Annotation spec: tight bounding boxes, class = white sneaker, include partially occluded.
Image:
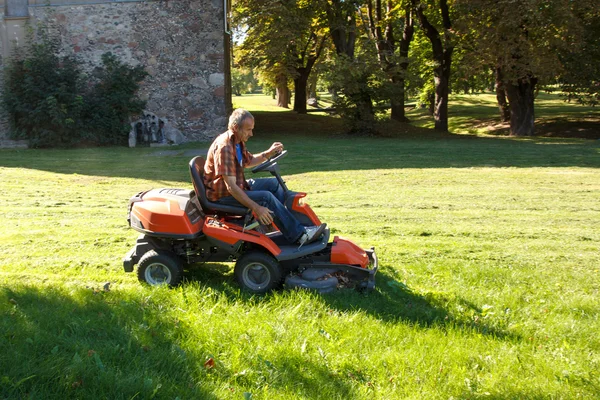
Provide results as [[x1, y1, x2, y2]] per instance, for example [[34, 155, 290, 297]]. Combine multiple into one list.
[[298, 224, 327, 247]]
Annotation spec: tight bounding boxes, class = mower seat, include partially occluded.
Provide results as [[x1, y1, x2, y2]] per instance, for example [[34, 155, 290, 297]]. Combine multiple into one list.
[[189, 156, 249, 216]]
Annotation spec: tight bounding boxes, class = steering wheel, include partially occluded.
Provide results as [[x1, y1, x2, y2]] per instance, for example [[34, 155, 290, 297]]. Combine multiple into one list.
[[252, 150, 288, 173]]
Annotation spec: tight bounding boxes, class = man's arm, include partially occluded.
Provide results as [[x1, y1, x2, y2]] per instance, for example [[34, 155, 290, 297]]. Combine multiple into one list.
[[246, 142, 284, 168], [223, 175, 274, 225]]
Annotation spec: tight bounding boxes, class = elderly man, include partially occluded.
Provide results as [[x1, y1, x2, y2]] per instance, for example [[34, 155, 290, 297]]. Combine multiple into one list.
[[203, 108, 326, 246]]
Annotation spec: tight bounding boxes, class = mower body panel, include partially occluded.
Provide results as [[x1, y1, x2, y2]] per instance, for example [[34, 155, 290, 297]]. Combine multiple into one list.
[[202, 217, 282, 257], [331, 236, 369, 268], [286, 191, 321, 226], [128, 188, 203, 237]]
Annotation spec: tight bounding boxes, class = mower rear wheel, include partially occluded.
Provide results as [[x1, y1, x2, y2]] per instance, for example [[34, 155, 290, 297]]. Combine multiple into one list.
[[137, 250, 183, 287], [234, 251, 282, 294]]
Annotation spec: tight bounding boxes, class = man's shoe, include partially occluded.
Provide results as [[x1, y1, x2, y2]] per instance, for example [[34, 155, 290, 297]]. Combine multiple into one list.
[[298, 223, 327, 247]]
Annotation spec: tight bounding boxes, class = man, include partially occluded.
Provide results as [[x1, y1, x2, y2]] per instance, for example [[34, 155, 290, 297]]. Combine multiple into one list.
[[203, 108, 326, 246]]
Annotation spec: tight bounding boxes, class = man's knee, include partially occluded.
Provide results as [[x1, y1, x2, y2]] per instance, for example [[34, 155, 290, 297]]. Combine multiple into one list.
[[250, 190, 278, 207]]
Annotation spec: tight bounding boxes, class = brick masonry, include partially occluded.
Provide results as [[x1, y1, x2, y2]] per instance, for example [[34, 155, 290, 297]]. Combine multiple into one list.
[[0, 0, 231, 145]]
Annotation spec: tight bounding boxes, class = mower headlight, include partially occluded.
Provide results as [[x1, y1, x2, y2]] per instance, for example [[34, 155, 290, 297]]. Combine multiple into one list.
[[130, 213, 144, 230]]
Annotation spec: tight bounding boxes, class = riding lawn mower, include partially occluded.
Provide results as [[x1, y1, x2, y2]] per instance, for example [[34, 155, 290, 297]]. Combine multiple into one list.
[[123, 151, 378, 294]]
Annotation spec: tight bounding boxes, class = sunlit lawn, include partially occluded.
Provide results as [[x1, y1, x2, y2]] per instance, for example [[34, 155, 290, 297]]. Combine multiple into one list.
[[239, 90, 599, 138], [1, 94, 599, 398]]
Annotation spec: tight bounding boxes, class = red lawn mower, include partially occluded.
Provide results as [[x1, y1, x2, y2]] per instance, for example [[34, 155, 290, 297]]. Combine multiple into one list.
[[123, 151, 378, 294]]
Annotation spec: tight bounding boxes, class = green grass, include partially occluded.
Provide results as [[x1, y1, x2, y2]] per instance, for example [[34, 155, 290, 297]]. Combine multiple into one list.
[[1, 97, 600, 398], [237, 90, 599, 138], [407, 91, 600, 138]]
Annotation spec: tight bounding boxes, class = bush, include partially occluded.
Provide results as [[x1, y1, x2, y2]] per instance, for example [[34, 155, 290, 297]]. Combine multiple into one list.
[[324, 56, 389, 135], [2, 35, 147, 148], [83, 53, 148, 146]]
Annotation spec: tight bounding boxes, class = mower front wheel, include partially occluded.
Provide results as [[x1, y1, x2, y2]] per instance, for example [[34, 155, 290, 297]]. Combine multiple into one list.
[[137, 250, 183, 287], [234, 251, 282, 294]]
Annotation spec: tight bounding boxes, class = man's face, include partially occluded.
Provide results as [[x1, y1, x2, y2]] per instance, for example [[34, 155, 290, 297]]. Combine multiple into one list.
[[234, 117, 254, 143]]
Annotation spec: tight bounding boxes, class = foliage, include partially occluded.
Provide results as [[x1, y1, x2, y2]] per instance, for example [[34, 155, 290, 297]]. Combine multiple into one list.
[[454, 0, 587, 85], [233, 0, 328, 112], [231, 67, 259, 96], [558, 1, 600, 106], [2, 35, 146, 148], [2, 37, 85, 147], [323, 49, 387, 134], [83, 53, 148, 146], [450, 0, 598, 135], [405, 28, 432, 98], [231, 0, 598, 133], [363, 0, 415, 121]]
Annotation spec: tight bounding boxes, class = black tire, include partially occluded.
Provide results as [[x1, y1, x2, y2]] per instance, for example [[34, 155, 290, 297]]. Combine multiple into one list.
[[234, 251, 282, 294], [137, 250, 183, 287]]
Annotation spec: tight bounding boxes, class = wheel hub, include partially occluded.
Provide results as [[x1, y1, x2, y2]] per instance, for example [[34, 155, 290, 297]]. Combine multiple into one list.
[[242, 262, 271, 290], [145, 263, 172, 285]]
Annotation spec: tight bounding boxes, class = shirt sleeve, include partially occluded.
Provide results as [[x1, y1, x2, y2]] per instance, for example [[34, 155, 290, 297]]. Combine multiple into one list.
[[214, 144, 236, 177], [242, 147, 253, 168]]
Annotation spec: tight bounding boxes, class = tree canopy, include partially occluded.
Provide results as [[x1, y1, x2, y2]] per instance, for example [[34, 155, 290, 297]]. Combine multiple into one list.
[[232, 0, 599, 136]]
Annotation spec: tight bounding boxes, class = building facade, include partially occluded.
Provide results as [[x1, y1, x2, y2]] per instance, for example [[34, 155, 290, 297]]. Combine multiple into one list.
[[0, 0, 232, 145]]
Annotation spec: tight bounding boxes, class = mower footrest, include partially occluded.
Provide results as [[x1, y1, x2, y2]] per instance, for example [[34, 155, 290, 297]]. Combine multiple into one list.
[[275, 228, 330, 261]]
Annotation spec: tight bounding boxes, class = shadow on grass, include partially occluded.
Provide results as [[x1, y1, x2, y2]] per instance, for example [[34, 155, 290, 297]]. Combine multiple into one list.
[[1, 281, 365, 399], [0, 285, 217, 399], [185, 264, 520, 343], [0, 111, 598, 180]]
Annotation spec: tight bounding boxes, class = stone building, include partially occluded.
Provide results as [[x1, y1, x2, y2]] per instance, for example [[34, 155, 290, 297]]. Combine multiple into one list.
[[0, 0, 233, 146]]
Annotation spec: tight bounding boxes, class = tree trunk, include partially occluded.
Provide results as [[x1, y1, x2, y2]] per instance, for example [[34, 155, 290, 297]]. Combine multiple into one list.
[[390, 76, 409, 122], [275, 74, 289, 109], [367, 2, 413, 123], [391, 7, 414, 122], [308, 73, 318, 100], [505, 77, 537, 136], [327, 0, 357, 59], [293, 68, 310, 114], [355, 89, 375, 122], [433, 72, 450, 131], [427, 90, 435, 116], [390, 98, 407, 122], [495, 67, 510, 122], [413, 0, 453, 132]]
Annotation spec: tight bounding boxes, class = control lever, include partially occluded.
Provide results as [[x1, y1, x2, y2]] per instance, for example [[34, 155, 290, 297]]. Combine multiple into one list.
[[243, 220, 260, 233]]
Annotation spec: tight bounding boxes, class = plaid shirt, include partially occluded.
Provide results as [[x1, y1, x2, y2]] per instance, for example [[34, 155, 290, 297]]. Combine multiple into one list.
[[204, 130, 253, 201]]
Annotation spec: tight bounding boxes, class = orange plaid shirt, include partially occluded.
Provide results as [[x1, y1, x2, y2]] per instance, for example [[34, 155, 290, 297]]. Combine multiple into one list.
[[203, 130, 253, 201]]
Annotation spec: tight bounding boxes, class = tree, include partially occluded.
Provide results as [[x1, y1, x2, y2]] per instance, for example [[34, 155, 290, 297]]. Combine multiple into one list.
[[325, 0, 377, 128], [494, 67, 511, 122], [455, 0, 594, 136], [233, 0, 327, 113], [559, 1, 600, 106], [365, 0, 415, 122], [411, 0, 454, 132], [231, 67, 258, 96], [291, 32, 328, 113]]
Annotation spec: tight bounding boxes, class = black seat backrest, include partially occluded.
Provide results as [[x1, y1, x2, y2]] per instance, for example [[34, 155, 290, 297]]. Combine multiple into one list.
[[189, 156, 249, 216]]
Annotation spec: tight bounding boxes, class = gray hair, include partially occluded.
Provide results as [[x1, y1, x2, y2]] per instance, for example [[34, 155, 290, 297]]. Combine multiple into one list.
[[228, 108, 254, 130]]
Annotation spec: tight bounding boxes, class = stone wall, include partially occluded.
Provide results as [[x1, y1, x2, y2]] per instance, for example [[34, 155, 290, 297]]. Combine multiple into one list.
[[0, 0, 231, 144]]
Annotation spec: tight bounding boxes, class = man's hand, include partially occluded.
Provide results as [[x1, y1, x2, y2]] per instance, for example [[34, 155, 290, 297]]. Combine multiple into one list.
[[266, 142, 284, 158], [248, 142, 285, 168], [223, 175, 274, 226], [253, 205, 274, 225]]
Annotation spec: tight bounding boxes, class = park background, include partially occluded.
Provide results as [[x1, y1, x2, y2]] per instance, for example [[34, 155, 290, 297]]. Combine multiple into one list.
[[1, 0, 600, 398]]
